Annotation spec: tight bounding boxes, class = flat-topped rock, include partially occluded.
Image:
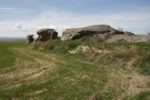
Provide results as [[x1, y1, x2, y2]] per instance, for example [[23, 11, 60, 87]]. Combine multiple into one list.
[[61, 25, 124, 40], [36, 28, 58, 42]]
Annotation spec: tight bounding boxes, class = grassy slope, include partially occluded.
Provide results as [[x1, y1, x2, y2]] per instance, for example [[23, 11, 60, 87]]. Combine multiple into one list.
[[0, 41, 150, 100]]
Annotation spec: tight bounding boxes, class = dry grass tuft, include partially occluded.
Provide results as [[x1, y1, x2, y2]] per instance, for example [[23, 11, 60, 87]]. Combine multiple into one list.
[[102, 72, 128, 100]]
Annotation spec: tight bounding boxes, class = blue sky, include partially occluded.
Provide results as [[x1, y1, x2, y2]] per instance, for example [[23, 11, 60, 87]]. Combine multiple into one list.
[[0, 0, 150, 37]]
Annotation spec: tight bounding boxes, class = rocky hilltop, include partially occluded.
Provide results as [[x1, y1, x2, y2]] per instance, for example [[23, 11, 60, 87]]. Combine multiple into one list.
[[62, 25, 150, 42], [62, 25, 123, 41], [26, 24, 150, 43]]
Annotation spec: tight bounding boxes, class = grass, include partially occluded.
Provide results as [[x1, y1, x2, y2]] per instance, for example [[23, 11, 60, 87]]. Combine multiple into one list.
[[126, 91, 150, 100], [0, 40, 150, 100], [0, 46, 15, 69], [0, 42, 24, 69]]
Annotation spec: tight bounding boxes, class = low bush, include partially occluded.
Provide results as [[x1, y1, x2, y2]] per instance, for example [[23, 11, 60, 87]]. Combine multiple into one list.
[[33, 40, 82, 53]]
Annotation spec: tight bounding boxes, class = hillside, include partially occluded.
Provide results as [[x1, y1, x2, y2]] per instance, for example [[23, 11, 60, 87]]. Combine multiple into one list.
[[0, 41, 150, 100]]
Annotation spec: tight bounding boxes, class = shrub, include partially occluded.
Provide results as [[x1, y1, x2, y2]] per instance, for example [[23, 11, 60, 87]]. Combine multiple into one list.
[[53, 46, 68, 55], [32, 42, 42, 49], [42, 41, 55, 50]]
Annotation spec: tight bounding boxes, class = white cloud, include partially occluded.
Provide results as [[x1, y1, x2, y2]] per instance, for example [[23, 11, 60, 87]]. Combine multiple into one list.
[[16, 23, 23, 29], [0, 7, 27, 14], [0, 7, 14, 10], [0, 10, 150, 37]]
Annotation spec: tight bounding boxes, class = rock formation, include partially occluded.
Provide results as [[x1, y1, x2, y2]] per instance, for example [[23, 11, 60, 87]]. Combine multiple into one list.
[[61, 24, 150, 42], [26, 35, 34, 44], [106, 35, 150, 42], [61, 25, 124, 41], [29, 25, 149, 43], [36, 28, 58, 42]]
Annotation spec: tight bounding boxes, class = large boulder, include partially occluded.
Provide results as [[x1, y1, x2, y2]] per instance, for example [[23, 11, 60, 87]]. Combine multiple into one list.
[[61, 25, 124, 41], [36, 28, 58, 42]]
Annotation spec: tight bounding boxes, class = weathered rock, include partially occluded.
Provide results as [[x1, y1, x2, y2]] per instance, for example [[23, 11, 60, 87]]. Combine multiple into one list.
[[36, 28, 58, 42], [106, 35, 150, 42], [26, 35, 34, 44], [61, 25, 123, 41]]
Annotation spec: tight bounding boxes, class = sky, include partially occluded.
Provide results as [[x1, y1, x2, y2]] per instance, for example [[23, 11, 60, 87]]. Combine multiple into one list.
[[0, 0, 150, 37]]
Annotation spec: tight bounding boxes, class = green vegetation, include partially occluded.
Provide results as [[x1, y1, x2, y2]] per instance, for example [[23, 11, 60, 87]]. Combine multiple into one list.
[[0, 41, 149, 100], [0, 44, 15, 69], [0, 42, 24, 69], [128, 91, 150, 100]]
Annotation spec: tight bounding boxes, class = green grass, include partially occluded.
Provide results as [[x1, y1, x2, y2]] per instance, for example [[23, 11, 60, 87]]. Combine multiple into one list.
[[0, 42, 108, 100], [1, 62, 107, 99], [126, 91, 150, 100], [0, 42, 26, 69], [0, 46, 15, 69], [39, 40, 150, 75], [0, 41, 150, 100]]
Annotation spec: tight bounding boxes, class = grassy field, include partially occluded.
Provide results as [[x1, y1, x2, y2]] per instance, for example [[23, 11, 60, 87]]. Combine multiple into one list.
[[0, 41, 150, 100]]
